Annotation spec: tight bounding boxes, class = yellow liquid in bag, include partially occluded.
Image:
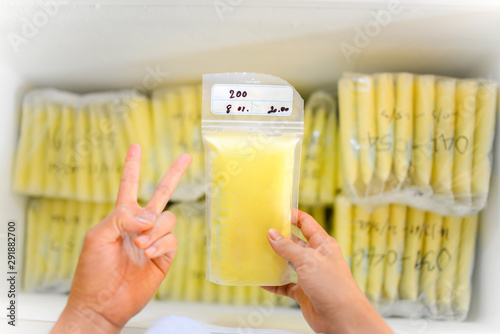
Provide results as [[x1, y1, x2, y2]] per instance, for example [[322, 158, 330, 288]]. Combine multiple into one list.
[[204, 132, 299, 286]]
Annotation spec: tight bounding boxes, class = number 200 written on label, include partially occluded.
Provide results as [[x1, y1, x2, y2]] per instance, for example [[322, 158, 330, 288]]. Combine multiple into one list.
[[211, 84, 293, 116]]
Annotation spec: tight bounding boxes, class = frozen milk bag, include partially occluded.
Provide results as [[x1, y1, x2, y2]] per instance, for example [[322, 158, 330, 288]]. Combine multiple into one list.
[[202, 73, 304, 286]]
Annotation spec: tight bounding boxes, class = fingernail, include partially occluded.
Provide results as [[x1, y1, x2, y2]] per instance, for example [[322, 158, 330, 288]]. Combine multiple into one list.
[[136, 217, 150, 224], [136, 212, 155, 224], [145, 246, 157, 257], [178, 153, 192, 164], [268, 229, 282, 241], [129, 143, 140, 157], [165, 250, 177, 259], [136, 234, 149, 247]]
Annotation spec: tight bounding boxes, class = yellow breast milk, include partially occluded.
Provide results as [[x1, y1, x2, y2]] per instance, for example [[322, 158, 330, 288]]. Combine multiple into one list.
[[202, 73, 304, 286]]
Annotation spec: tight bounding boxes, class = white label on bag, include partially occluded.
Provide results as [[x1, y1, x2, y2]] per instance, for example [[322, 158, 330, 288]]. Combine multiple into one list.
[[211, 84, 293, 116]]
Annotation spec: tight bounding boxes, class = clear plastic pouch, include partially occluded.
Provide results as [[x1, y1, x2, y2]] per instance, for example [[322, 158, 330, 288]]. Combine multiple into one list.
[[299, 91, 337, 206], [156, 201, 294, 306], [331, 196, 478, 321], [202, 73, 304, 286], [12, 89, 156, 203], [338, 72, 497, 216], [151, 84, 205, 202], [23, 197, 113, 293]]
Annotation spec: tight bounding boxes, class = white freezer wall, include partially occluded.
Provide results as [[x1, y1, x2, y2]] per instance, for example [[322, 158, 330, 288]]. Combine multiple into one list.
[[1, 0, 500, 331], [0, 61, 29, 308], [1, 1, 500, 93]]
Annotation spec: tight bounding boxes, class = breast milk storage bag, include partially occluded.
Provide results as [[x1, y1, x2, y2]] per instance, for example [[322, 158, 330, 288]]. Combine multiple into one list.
[[202, 73, 304, 286], [338, 72, 497, 216]]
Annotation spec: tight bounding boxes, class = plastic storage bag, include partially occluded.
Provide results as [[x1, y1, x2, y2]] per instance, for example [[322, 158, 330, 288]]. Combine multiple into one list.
[[337, 73, 497, 216], [152, 85, 205, 201], [300, 91, 337, 206], [202, 73, 304, 286], [331, 196, 479, 320], [23, 197, 113, 293], [12, 89, 156, 203], [153, 86, 336, 205], [156, 202, 293, 306]]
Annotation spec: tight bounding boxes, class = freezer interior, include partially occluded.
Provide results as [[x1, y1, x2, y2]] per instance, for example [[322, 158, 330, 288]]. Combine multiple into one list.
[[0, 1, 500, 333]]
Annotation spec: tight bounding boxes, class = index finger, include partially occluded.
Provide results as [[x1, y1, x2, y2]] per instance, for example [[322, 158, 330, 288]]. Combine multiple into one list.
[[145, 153, 192, 215], [295, 210, 331, 249], [116, 144, 142, 208]]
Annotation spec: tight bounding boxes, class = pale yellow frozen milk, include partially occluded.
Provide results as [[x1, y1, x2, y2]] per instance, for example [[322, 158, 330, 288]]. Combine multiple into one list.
[[419, 212, 443, 308], [455, 214, 478, 312], [204, 132, 299, 286], [332, 196, 352, 265], [393, 73, 413, 183], [356, 75, 376, 186], [352, 205, 370, 293], [338, 78, 359, 191], [412, 75, 435, 189], [366, 205, 389, 302], [431, 78, 456, 197], [437, 216, 462, 312], [399, 208, 425, 300], [375, 73, 394, 183], [472, 82, 497, 202], [453, 80, 478, 203], [383, 204, 407, 302]]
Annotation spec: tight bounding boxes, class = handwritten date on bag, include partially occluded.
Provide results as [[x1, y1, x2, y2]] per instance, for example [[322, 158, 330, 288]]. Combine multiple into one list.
[[226, 104, 250, 114]]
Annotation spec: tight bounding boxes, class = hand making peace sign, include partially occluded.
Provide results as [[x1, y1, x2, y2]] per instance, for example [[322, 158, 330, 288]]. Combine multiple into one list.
[[51, 144, 192, 334]]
